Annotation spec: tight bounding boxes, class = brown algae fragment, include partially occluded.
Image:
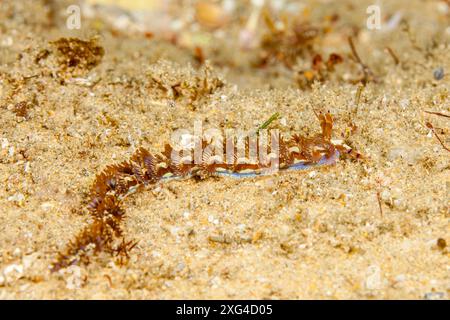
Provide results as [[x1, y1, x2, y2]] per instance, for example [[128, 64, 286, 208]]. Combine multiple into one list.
[[50, 37, 104, 77]]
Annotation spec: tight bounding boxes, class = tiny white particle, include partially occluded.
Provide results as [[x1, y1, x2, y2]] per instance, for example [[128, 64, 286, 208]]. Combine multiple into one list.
[[1, 138, 9, 149]]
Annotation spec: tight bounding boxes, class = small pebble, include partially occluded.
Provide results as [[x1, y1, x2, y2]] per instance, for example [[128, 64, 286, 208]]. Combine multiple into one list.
[[170, 226, 180, 236], [399, 99, 409, 109], [208, 215, 219, 225], [1, 36, 13, 47], [433, 67, 444, 80], [380, 190, 391, 202], [394, 274, 406, 283], [365, 265, 381, 290], [19, 284, 30, 292], [3, 264, 24, 282], [13, 248, 21, 257], [22, 253, 39, 269], [151, 250, 161, 258], [64, 266, 84, 290], [393, 198, 406, 210], [1, 138, 9, 149], [7, 193, 25, 203], [8, 146, 14, 157], [437, 238, 446, 250], [175, 263, 185, 272], [209, 234, 231, 244], [196, 1, 228, 29], [41, 202, 54, 211]]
